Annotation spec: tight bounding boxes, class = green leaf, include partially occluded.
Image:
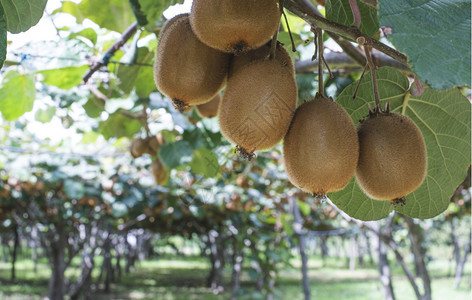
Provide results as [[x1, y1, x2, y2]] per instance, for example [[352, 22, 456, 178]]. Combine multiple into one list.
[[116, 47, 154, 94], [326, 0, 379, 37], [78, 0, 134, 33], [0, 6, 6, 69], [159, 141, 193, 169], [83, 97, 104, 118], [98, 111, 142, 139], [0, 70, 35, 120], [52, 1, 85, 23], [297, 200, 311, 216], [37, 65, 89, 90], [63, 180, 85, 199], [135, 65, 156, 98], [81, 131, 100, 144], [330, 67, 471, 220], [69, 28, 97, 45], [128, 0, 148, 26], [190, 147, 219, 177], [378, 0, 471, 90], [0, 0, 47, 33], [35, 106, 56, 123], [137, 0, 184, 31]]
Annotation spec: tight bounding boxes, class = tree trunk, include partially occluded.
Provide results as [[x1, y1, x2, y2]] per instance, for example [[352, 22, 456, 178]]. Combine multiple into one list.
[[47, 225, 67, 300], [292, 199, 311, 300], [206, 230, 224, 292], [454, 228, 471, 289], [230, 239, 244, 300], [349, 234, 357, 270], [404, 216, 431, 300], [372, 221, 396, 300], [11, 223, 19, 281]]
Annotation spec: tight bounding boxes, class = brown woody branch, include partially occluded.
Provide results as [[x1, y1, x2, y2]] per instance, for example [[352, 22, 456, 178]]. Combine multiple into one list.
[[284, 0, 408, 65], [82, 21, 138, 84]]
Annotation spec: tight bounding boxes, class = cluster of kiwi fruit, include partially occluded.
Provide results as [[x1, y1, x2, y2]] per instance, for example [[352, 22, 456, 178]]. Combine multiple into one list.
[[154, 0, 296, 158], [283, 94, 427, 204], [153, 0, 427, 204], [130, 134, 167, 185]]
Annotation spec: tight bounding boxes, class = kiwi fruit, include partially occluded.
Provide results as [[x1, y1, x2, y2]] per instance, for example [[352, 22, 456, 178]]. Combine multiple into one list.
[[228, 42, 294, 78], [147, 133, 165, 156], [189, 0, 281, 55], [130, 138, 148, 158], [196, 93, 220, 118], [219, 59, 297, 159], [283, 93, 359, 196], [154, 14, 231, 112], [151, 159, 168, 185], [356, 110, 427, 203]]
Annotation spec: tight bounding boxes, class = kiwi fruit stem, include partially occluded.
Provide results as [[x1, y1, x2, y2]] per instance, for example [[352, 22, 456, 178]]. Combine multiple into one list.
[[235, 146, 256, 161]]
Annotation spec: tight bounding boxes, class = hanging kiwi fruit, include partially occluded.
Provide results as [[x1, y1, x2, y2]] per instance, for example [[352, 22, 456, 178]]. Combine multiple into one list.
[[228, 42, 294, 78], [283, 93, 359, 196], [219, 58, 297, 159], [355, 107, 427, 204], [154, 14, 231, 112], [130, 138, 149, 158], [196, 93, 221, 118], [151, 159, 168, 185], [189, 0, 281, 55]]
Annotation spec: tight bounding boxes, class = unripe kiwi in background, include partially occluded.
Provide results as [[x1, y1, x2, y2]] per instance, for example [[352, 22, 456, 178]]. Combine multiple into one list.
[[219, 59, 297, 158], [190, 0, 281, 55], [196, 93, 221, 118], [283, 94, 359, 196], [154, 14, 230, 112], [147, 133, 165, 156], [130, 138, 148, 158], [229, 42, 294, 78], [151, 159, 168, 185], [356, 112, 427, 202]]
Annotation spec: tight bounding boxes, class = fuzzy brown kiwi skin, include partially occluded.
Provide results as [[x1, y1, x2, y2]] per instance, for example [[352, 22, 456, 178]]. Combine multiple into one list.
[[190, 0, 281, 55], [196, 93, 220, 118], [283, 93, 359, 196], [228, 42, 294, 78], [219, 59, 297, 158], [130, 138, 148, 158], [355, 112, 427, 202], [154, 14, 230, 112]]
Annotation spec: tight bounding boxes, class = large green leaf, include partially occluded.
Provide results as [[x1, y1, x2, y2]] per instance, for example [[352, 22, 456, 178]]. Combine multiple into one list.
[[52, 1, 85, 23], [78, 0, 134, 33], [0, 0, 47, 33], [37, 65, 89, 90], [326, 0, 379, 37], [159, 141, 193, 169], [0, 70, 35, 120], [0, 6, 6, 69], [98, 110, 142, 139], [330, 67, 471, 220], [378, 0, 471, 90], [116, 47, 154, 95], [133, 0, 184, 31], [190, 147, 219, 177]]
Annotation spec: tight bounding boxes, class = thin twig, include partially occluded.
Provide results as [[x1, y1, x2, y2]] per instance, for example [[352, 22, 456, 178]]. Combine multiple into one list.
[[359, 38, 380, 110], [284, 0, 407, 65], [352, 64, 369, 99], [270, 0, 285, 60], [82, 22, 138, 84], [348, 0, 362, 28], [317, 27, 324, 96]]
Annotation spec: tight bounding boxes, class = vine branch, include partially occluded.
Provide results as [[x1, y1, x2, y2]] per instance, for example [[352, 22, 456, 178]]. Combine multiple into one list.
[[284, 0, 408, 65], [82, 21, 138, 84]]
